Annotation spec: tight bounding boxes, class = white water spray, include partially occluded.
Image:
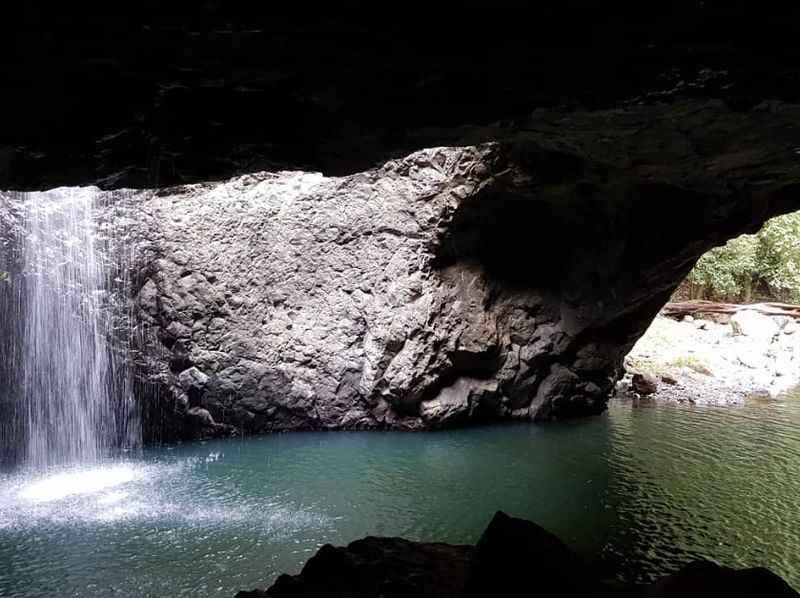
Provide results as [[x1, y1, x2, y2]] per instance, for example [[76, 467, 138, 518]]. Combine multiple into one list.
[[17, 187, 138, 467]]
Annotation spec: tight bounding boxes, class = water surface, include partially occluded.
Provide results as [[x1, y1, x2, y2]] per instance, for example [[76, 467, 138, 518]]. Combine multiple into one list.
[[1, 395, 799, 596]]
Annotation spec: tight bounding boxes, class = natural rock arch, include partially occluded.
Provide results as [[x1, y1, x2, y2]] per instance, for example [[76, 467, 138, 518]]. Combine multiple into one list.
[[2, 12, 800, 438], [43, 101, 791, 438]]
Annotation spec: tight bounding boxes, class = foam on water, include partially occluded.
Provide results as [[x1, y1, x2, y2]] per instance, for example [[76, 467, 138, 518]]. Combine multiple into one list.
[[0, 453, 331, 536], [17, 464, 142, 503]]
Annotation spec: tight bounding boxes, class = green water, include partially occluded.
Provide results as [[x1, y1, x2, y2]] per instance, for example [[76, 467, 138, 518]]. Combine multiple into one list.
[[1, 396, 799, 597]]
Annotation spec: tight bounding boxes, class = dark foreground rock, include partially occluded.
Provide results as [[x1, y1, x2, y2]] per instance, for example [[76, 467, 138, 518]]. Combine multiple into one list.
[[236, 512, 798, 598], [249, 538, 472, 598]]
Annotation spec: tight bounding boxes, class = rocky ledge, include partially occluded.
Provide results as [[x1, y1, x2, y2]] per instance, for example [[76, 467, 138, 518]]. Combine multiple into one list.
[[623, 310, 800, 404], [235, 511, 798, 598]]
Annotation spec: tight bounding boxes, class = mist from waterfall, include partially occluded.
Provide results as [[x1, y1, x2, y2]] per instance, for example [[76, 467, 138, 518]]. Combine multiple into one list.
[[1, 187, 139, 468]]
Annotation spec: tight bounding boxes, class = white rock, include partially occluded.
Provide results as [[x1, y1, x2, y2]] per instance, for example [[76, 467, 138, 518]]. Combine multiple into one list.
[[730, 309, 779, 341]]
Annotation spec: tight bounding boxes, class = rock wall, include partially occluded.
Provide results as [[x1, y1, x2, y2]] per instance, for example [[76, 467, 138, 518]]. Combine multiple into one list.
[[128, 144, 606, 437], [113, 100, 800, 438], [2, 100, 798, 439]]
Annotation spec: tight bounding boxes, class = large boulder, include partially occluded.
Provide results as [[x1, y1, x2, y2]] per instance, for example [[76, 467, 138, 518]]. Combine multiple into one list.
[[123, 144, 632, 434], [731, 310, 780, 341], [4, 90, 800, 439], [632, 372, 659, 396]]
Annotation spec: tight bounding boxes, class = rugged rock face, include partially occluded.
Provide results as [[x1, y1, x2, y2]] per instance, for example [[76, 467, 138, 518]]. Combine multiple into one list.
[[235, 512, 798, 598], [112, 99, 800, 437], [2, 99, 799, 437], [129, 143, 611, 436], [2, 11, 800, 438]]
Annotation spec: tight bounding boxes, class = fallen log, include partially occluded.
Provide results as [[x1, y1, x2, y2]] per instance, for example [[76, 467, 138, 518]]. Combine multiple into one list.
[[662, 300, 800, 320]]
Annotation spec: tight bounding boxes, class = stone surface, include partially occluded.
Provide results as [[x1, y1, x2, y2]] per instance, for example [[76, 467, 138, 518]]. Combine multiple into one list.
[[4, 91, 800, 438], [114, 98, 800, 436], [237, 512, 798, 598], [731, 310, 780, 340], [124, 144, 627, 435], [464, 512, 609, 598], [632, 373, 659, 395], [626, 315, 800, 404]]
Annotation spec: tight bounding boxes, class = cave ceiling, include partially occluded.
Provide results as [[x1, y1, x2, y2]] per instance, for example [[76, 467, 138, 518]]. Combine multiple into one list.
[[2, 8, 800, 190]]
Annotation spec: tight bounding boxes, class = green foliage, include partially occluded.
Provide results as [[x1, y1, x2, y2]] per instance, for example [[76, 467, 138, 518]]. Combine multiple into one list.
[[0, 271, 7, 283], [687, 211, 800, 302], [756, 213, 800, 298]]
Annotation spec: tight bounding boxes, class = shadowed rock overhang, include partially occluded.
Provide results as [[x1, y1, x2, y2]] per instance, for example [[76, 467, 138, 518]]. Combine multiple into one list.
[[3, 8, 800, 189], [2, 9, 800, 437]]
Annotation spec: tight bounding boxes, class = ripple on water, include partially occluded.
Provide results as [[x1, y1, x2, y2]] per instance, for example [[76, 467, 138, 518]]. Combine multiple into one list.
[[601, 397, 800, 586], [1, 396, 799, 597]]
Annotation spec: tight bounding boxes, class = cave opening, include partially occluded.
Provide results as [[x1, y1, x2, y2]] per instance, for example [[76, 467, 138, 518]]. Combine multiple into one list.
[[624, 209, 800, 403]]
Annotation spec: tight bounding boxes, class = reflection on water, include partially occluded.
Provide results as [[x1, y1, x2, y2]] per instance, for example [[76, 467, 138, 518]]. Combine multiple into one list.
[[602, 396, 800, 585], [1, 393, 799, 596]]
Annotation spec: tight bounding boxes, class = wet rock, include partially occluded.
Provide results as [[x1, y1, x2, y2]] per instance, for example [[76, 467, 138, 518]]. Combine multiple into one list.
[[137, 279, 159, 316], [746, 389, 773, 401], [185, 407, 236, 439], [186, 406, 215, 426], [419, 378, 498, 427], [632, 372, 659, 395], [178, 367, 209, 402]]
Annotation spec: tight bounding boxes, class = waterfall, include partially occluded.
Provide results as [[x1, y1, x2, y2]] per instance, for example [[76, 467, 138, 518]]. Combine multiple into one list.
[[3, 187, 139, 468]]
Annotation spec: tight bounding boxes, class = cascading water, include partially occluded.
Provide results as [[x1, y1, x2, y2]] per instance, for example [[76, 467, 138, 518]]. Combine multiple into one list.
[[2, 187, 139, 468]]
